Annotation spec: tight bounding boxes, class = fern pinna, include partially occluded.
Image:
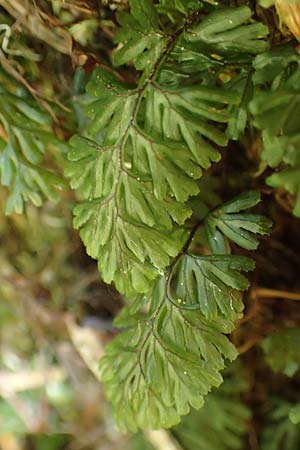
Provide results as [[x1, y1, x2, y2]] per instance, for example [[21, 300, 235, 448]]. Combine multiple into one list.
[[65, 0, 274, 430]]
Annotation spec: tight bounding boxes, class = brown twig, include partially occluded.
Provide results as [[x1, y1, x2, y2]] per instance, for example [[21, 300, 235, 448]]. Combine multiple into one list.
[[253, 287, 300, 301]]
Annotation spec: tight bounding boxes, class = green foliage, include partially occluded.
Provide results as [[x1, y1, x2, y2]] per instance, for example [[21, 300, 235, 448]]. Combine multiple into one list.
[[2, 0, 288, 440], [289, 404, 300, 426], [65, 0, 272, 431], [205, 191, 272, 253], [100, 276, 238, 431], [262, 327, 300, 377], [0, 77, 65, 215], [67, 3, 268, 297], [250, 46, 300, 216], [171, 254, 254, 318], [185, 6, 268, 54], [99, 187, 269, 430], [113, 0, 167, 72], [261, 399, 300, 450], [0, 398, 26, 433], [172, 365, 251, 450], [157, 0, 200, 18]]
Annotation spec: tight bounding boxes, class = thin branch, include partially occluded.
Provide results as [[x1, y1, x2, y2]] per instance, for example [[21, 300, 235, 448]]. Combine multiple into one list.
[[253, 287, 300, 301]]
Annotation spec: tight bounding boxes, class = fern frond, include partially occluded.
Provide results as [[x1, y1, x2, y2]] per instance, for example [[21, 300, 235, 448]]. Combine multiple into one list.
[[100, 276, 239, 431], [170, 254, 254, 319], [0, 79, 65, 215], [113, 0, 167, 72], [172, 364, 251, 450], [68, 3, 268, 296], [205, 191, 272, 253], [185, 7, 268, 54], [262, 327, 300, 377], [261, 399, 300, 450], [99, 189, 268, 430], [250, 46, 300, 216], [66, 2, 272, 428]]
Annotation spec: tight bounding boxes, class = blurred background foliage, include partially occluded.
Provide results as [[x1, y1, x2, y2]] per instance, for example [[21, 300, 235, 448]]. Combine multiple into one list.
[[1, 1, 300, 449]]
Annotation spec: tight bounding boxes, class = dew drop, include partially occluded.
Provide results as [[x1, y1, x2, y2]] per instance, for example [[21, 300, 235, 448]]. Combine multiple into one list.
[[190, 172, 194, 176], [180, 282, 184, 286], [177, 298, 183, 304], [124, 161, 132, 169], [137, 177, 140, 181], [183, 370, 187, 375]]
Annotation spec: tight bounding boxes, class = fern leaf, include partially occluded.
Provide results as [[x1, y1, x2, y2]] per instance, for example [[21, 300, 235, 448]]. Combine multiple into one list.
[[226, 71, 254, 140], [261, 399, 300, 450], [68, 5, 268, 295], [185, 6, 269, 54], [100, 276, 239, 431], [158, 0, 200, 15], [0, 82, 65, 215], [262, 327, 300, 377], [267, 167, 300, 216], [170, 254, 254, 319], [205, 191, 272, 252], [113, 0, 167, 71], [172, 364, 251, 450], [250, 46, 300, 216]]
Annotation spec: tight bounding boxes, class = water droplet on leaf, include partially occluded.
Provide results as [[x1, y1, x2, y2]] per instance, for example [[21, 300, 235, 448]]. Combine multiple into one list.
[[124, 161, 132, 169]]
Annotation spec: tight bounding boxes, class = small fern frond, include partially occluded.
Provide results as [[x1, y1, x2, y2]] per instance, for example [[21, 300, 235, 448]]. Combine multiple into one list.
[[0, 76, 65, 214], [100, 276, 239, 431], [172, 364, 251, 450], [99, 190, 268, 430], [250, 46, 300, 216], [262, 327, 300, 377]]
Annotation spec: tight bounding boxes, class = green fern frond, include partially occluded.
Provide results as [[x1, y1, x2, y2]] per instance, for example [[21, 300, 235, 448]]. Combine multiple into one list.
[[185, 7, 268, 54], [157, 0, 200, 20], [205, 191, 272, 253], [113, 0, 167, 72], [261, 399, 300, 450], [170, 254, 254, 319], [250, 46, 300, 216], [66, 2, 272, 429], [262, 327, 300, 377], [172, 364, 251, 450], [99, 188, 268, 431], [67, 3, 268, 296], [100, 276, 239, 431], [0, 79, 65, 215]]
